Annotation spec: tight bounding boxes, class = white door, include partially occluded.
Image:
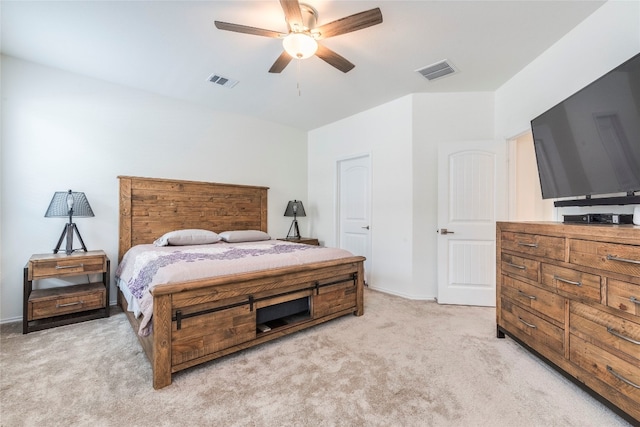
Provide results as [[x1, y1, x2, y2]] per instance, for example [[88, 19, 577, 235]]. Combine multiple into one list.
[[437, 141, 507, 306], [338, 155, 372, 284]]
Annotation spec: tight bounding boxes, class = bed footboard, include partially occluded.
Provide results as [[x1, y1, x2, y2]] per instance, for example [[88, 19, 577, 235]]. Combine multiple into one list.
[[149, 257, 365, 389]]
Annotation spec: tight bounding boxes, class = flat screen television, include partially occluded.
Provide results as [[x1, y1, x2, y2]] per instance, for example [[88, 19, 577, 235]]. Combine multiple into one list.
[[530, 52, 640, 206]]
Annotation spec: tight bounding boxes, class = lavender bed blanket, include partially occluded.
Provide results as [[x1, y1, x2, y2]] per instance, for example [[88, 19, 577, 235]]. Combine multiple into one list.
[[115, 240, 354, 336]]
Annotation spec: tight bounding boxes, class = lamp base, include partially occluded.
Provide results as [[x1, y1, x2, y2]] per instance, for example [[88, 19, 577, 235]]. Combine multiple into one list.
[[53, 222, 88, 255], [286, 219, 301, 240]]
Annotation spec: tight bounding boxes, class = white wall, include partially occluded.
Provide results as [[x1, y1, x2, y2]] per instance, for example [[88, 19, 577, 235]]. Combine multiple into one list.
[[308, 96, 414, 296], [495, 0, 640, 141], [0, 56, 308, 322], [308, 92, 494, 300], [412, 92, 495, 299], [495, 0, 640, 219]]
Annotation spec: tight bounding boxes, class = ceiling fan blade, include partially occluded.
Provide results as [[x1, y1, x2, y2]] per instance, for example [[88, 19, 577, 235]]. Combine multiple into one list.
[[315, 44, 355, 73], [269, 51, 293, 73], [214, 21, 283, 38], [314, 8, 383, 40], [280, 0, 303, 31]]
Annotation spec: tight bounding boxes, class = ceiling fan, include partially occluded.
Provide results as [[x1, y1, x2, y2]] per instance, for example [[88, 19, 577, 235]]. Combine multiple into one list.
[[214, 0, 383, 73]]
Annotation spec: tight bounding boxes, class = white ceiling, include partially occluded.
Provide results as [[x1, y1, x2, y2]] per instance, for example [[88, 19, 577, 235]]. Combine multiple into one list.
[[1, 0, 606, 131]]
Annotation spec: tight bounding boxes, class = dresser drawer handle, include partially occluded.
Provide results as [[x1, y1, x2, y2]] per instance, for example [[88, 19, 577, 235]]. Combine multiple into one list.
[[517, 290, 537, 300], [606, 365, 640, 389], [517, 242, 538, 248], [55, 263, 85, 270], [631, 296, 640, 305], [518, 317, 537, 328], [606, 326, 640, 345], [606, 254, 640, 265], [506, 262, 526, 270], [553, 275, 582, 287], [56, 301, 84, 308]]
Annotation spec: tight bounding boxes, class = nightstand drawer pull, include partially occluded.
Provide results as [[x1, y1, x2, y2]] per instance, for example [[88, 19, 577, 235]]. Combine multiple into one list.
[[606, 326, 640, 345], [607, 365, 640, 389], [56, 301, 84, 308], [517, 242, 538, 248], [631, 296, 640, 305], [553, 275, 582, 287], [518, 317, 536, 328], [606, 254, 640, 265], [55, 263, 84, 270], [517, 290, 537, 300], [506, 262, 526, 270]]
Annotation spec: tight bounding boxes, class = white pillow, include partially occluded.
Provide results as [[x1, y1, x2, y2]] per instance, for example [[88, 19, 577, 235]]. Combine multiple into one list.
[[153, 229, 221, 246], [219, 230, 271, 243]]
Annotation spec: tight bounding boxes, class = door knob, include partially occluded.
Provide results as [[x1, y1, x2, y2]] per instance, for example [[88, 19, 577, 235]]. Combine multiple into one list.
[[439, 228, 454, 235], [362, 226, 370, 230]]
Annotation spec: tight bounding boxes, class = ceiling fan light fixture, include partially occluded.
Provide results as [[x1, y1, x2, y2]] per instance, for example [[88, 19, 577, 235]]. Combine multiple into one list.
[[283, 32, 318, 59]]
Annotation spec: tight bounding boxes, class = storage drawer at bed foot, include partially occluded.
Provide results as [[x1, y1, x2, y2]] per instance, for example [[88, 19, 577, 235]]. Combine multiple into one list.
[[171, 304, 256, 365], [500, 298, 564, 360], [313, 281, 357, 318]]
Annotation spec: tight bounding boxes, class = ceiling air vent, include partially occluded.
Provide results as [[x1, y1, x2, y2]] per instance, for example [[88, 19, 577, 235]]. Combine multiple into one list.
[[416, 60, 457, 81], [207, 73, 239, 88]]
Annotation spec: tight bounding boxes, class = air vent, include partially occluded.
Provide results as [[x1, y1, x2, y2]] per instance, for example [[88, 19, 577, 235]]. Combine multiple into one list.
[[207, 73, 239, 88], [416, 60, 457, 81]]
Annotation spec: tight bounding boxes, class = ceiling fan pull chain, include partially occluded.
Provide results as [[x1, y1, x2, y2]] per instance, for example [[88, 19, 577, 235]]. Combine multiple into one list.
[[297, 59, 302, 96]]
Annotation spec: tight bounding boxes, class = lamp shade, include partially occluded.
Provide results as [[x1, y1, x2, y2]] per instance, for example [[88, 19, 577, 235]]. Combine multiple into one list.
[[45, 190, 94, 218], [284, 200, 306, 217]]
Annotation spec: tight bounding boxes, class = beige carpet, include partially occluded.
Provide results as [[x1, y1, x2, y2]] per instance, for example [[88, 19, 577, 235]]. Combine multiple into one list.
[[0, 289, 633, 426]]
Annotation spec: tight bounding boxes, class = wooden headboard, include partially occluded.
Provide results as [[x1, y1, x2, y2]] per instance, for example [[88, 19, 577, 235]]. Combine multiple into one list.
[[118, 176, 269, 261]]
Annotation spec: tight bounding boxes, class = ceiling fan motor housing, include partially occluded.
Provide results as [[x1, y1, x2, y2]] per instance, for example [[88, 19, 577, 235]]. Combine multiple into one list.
[[297, 3, 318, 32]]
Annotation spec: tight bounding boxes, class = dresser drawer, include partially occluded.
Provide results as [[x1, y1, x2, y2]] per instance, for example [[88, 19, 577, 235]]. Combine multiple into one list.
[[29, 255, 106, 280], [501, 298, 564, 358], [501, 232, 565, 261], [570, 301, 640, 362], [541, 263, 601, 303], [608, 279, 640, 319], [570, 334, 640, 406], [570, 239, 640, 277], [501, 253, 539, 282], [501, 275, 564, 323], [28, 282, 106, 320]]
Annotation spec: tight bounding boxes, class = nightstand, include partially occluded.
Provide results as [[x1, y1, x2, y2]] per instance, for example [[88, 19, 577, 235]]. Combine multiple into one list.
[[278, 237, 319, 246], [23, 250, 110, 334]]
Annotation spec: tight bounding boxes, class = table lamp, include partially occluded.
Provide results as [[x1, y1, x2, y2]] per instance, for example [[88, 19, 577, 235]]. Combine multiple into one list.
[[45, 190, 94, 255]]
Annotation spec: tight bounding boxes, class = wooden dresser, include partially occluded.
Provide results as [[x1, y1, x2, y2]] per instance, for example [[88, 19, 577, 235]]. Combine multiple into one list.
[[496, 222, 639, 424]]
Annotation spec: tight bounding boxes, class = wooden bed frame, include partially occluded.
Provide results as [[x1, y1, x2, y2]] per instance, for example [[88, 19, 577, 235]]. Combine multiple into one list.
[[117, 176, 365, 389]]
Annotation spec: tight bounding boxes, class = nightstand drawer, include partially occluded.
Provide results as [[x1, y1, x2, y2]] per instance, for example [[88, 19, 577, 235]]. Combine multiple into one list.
[[28, 283, 106, 320], [29, 251, 107, 280]]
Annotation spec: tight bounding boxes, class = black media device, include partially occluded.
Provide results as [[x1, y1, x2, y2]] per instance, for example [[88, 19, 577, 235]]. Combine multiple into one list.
[[563, 213, 634, 224], [531, 52, 640, 207]]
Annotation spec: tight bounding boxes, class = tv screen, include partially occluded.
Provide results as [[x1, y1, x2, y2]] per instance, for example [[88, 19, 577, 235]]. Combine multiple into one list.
[[531, 52, 640, 200]]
